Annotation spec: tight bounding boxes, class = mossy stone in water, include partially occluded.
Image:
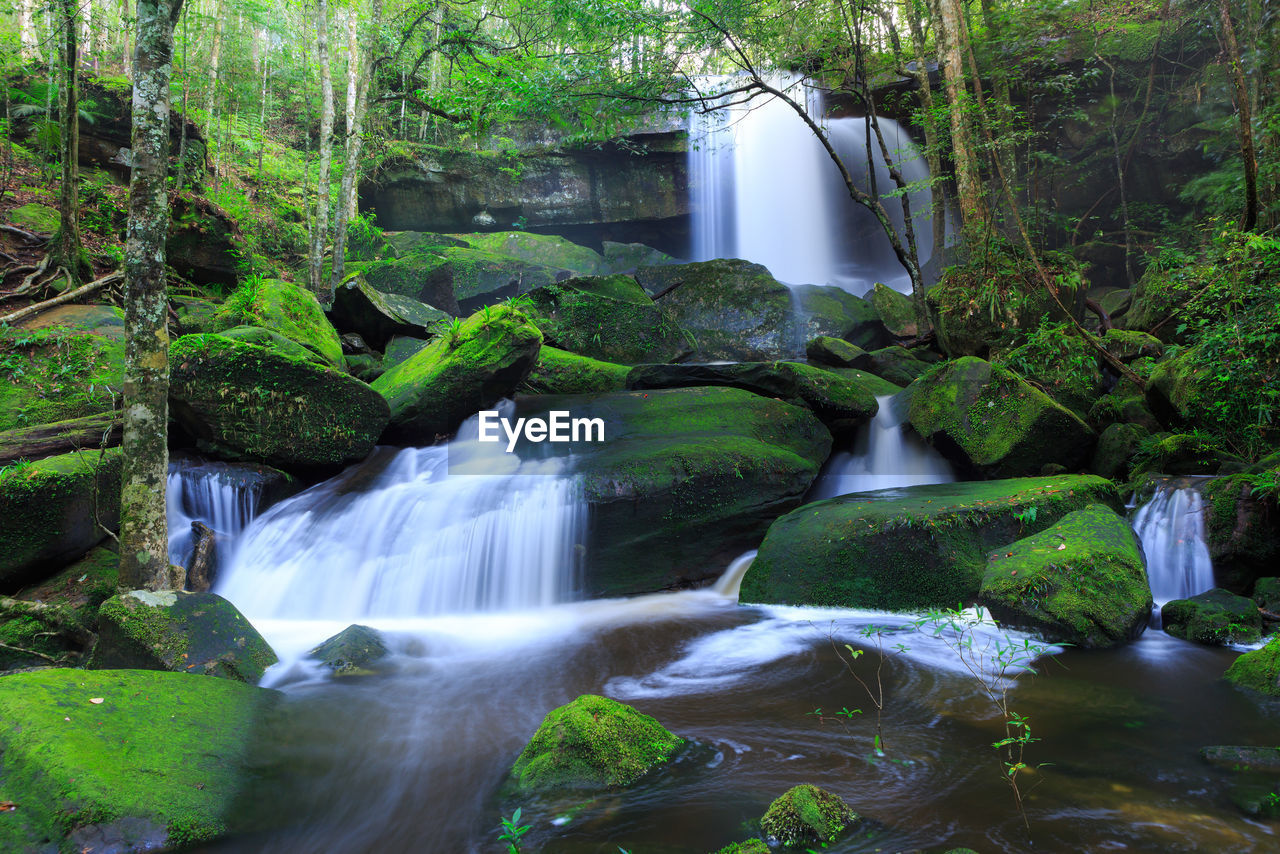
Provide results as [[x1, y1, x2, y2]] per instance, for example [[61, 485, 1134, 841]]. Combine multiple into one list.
[[520, 345, 630, 395], [979, 504, 1152, 648], [307, 624, 389, 676], [1162, 588, 1263, 645], [1225, 636, 1280, 696], [759, 784, 858, 849], [507, 694, 684, 794]]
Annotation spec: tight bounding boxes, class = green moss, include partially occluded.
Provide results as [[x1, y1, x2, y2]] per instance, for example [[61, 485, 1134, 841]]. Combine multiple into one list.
[[307, 624, 389, 676], [1101, 328, 1165, 363], [867, 345, 934, 386], [759, 784, 857, 848], [742, 475, 1121, 611], [2, 549, 121, 670], [712, 840, 770, 854], [0, 669, 276, 850], [806, 335, 870, 369], [0, 319, 124, 431], [1162, 588, 1262, 645], [524, 274, 693, 363], [457, 231, 604, 275], [979, 504, 1152, 647], [10, 202, 60, 233], [996, 325, 1102, 416], [520, 345, 630, 394], [213, 278, 344, 368], [507, 694, 684, 794], [1225, 636, 1280, 696], [870, 282, 919, 337]]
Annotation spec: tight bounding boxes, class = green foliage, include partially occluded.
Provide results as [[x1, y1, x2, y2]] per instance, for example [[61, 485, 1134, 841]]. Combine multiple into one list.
[[498, 807, 531, 854]]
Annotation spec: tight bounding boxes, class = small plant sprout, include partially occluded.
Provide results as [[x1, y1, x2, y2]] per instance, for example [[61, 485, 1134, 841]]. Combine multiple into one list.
[[498, 807, 531, 854]]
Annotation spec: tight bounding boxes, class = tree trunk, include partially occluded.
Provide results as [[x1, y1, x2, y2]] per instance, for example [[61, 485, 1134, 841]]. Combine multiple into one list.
[[49, 0, 88, 285], [929, 0, 987, 240], [19, 0, 42, 61], [205, 0, 223, 120], [309, 0, 335, 301], [121, 0, 133, 78], [1217, 0, 1259, 230], [119, 0, 186, 592], [904, 0, 947, 260]]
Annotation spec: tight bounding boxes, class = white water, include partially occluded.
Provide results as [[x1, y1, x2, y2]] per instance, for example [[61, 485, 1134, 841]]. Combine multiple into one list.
[[808, 394, 953, 500], [166, 460, 265, 567], [688, 73, 934, 294], [1131, 482, 1216, 605]]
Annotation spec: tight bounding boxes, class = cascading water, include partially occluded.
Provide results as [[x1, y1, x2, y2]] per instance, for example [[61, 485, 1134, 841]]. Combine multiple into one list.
[[1131, 480, 1216, 604], [808, 394, 953, 500], [166, 458, 266, 567], [688, 73, 935, 294]]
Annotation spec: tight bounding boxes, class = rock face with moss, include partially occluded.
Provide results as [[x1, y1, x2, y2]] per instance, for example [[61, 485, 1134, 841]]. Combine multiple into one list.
[[506, 694, 684, 795], [307, 624, 390, 676], [523, 274, 692, 363], [0, 668, 276, 851], [906, 357, 1096, 478], [1162, 588, 1263, 645], [170, 334, 389, 467], [996, 330, 1103, 417], [760, 784, 858, 849], [806, 335, 872, 369], [328, 276, 450, 350], [372, 305, 542, 441], [865, 345, 935, 386], [0, 547, 118, 671], [1203, 472, 1280, 592], [741, 476, 1121, 611], [871, 282, 921, 338], [212, 277, 346, 369], [978, 504, 1152, 648], [1225, 637, 1280, 696], [0, 448, 122, 589], [520, 346, 631, 395], [1090, 422, 1150, 480], [515, 387, 831, 596], [90, 589, 278, 683]]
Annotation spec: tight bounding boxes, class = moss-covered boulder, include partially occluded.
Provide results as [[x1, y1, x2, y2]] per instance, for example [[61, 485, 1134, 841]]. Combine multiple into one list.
[[514, 387, 832, 595], [328, 276, 451, 351], [306, 624, 389, 676], [1225, 637, 1280, 696], [1254, 577, 1280, 613], [354, 250, 461, 314], [790, 283, 885, 351], [372, 305, 542, 442], [866, 345, 934, 386], [90, 590, 277, 682], [906, 357, 1096, 478], [10, 202, 59, 233], [0, 668, 276, 851], [523, 274, 692, 363], [216, 324, 328, 365], [212, 278, 345, 369], [0, 547, 118, 671], [0, 309, 124, 432], [806, 335, 872, 369], [170, 334, 389, 467], [979, 504, 1152, 648], [0, 448, 122, 590], [1090, 422, 1150, 480], [996, 330, 1103, 417], [601, 240, 676, 272], [1203, 474, 1280, 592], [871, 282, 922, 338], [519, 346, 630, 395], [1162, 588, 1263, 645], [741, 476, 1121, 611], [506, 694, 684, 795], [171, 295, 223, 335], [1145, 345, 1210, 427], [625, 361, 878, 435], [759, 784, 858, 849]]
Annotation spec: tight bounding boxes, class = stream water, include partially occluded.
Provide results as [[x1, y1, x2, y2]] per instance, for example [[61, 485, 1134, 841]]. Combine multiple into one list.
[[165, 445, 1275, 854]]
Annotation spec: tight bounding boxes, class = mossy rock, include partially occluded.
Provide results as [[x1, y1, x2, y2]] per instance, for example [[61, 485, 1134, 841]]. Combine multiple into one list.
[[906, 357, 1096, 478], [790, 283, 885, 351], [625, 361, 878, 435], [759, 784, 858, 849], [825, 367, 905, 397], [806, 335, 872, 369], [1099, 288, 1133, 320], [307, 624, 389, 676], [710, 841, 769, 854], [506, 694, 684, 795], [1133, 433, 1238, 477], [212, 278, 345, 369], [1162, 588, 1263, 645], [90, 590, 278, 683], [328, 275, 451, 351], [601, 240, 676, 273], [1089, 422, 1150, 480], [0, 668, 277, 852], [926, 259, 1078, 357], [1121, 263, 1201, 341], [523, 274, 693, 363], [1088, 391, 1161, 434], [520, 346, 630, 395], [169, 333, 389, 468], [384, 230, 469, 255], [1204, 475, 1280, 592], [866, 345, 934, 386], [1145, 345, 1211, 427], [742, 475, 1120, 611], [514, 387, 832, 596], [979, 504, 1152, 648], [383, 335, 431, 368], [0, 312, 125, 432], [1225, 636, 1280, 696], [996, 332, 1103, 417], [171, 296, 223, 335], [353, 251, 461, 314], [458, 231, 604, 276], [0, 547, 118, 671], [0, 448, 122, 590], [10, 203, 60, 233], [371, 305, 542, 442], [871, 282, 922, 338], [1102, 328, 1165, 362], [216, 325, 328, 365], [1253, 578, 1280, 613]]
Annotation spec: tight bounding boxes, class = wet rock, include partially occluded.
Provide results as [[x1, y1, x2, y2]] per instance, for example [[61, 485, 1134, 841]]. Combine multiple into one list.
[[171, 295, 222, 335], [601, 240, 676, 273], [307, 624, 390, 676], [520, 346, 630, 395], [760, 784, 858, 849], [0, 547, 117, 671], [1203, 474, 1280, 593], [329, 276, 451, 350], [1090, 422, 1150, 480], [216, 324, 328, 365], [1225, 636, 1280, 696], [1253, 577, 1280, 614], [870, 282, 922, 338], [805, 335, 872, 369], [1162, 588, 1263, 645], [1201, 745, 1280, 773], [524, 274, 692, 363], [866, 345, 934, 386]]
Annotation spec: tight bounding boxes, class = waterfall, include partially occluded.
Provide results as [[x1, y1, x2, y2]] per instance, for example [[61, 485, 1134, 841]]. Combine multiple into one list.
[[1131, 481, 1216, 604], [167, 459, 266, 567], [808, 394, 953, 500], [214, 444, 587, 621], [687, 73, 934, 294]]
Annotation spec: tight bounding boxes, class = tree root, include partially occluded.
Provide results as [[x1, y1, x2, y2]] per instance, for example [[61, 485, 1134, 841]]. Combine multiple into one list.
[[0, 270, 123, 325]]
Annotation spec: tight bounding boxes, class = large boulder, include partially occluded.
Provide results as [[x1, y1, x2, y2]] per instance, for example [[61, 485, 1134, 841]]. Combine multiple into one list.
[[216, 325, 327, 366], [996, 329, 1103, 417], [89, 590, 278, 683], [372, 305, 542, 442], [1145, 345, 1211, 427], [1162, 588, 1263, 645], [1203, 474, 1280, 593], [328, 276, 450, 350], [211, 278, 345, 369], [870, 282, 923, 338], [169, 334, 389, 467], [514, 387, 832, 596], [1090, 422, 1150, 480], [741, 475, 1121, 611], [625, 361, 878, 435], [979, 504, 1152, 648], [519, 346, 630, 395], [865, 345, 934, 386], [0, 448, 122, 590], [760, 785, 859, 850], [0, 668, 276, 851], [523, 274, 692, 363], [906, 357, 1096, 478], [506, 694, 684, 795], [1225, 636, 1280, 696], [634, 260, 883, 360], [806, 335, 872, 369]]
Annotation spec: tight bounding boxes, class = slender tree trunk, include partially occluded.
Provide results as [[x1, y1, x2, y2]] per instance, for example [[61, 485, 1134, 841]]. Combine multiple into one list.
[[978, 0, 1016, 183], [19, 0, 42, 61], [929, 0, 987, 240], [205, 0, 223, 120], [50, 0, 88, 285], [119, 0, 186, 592], [256, 50, 268, 187], [309, 0, 335, 300], [175, 6, 190, 189], [902, 0, 947, 259], [1217, 0, 1259, 230], [121, 0, 133, 78]]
